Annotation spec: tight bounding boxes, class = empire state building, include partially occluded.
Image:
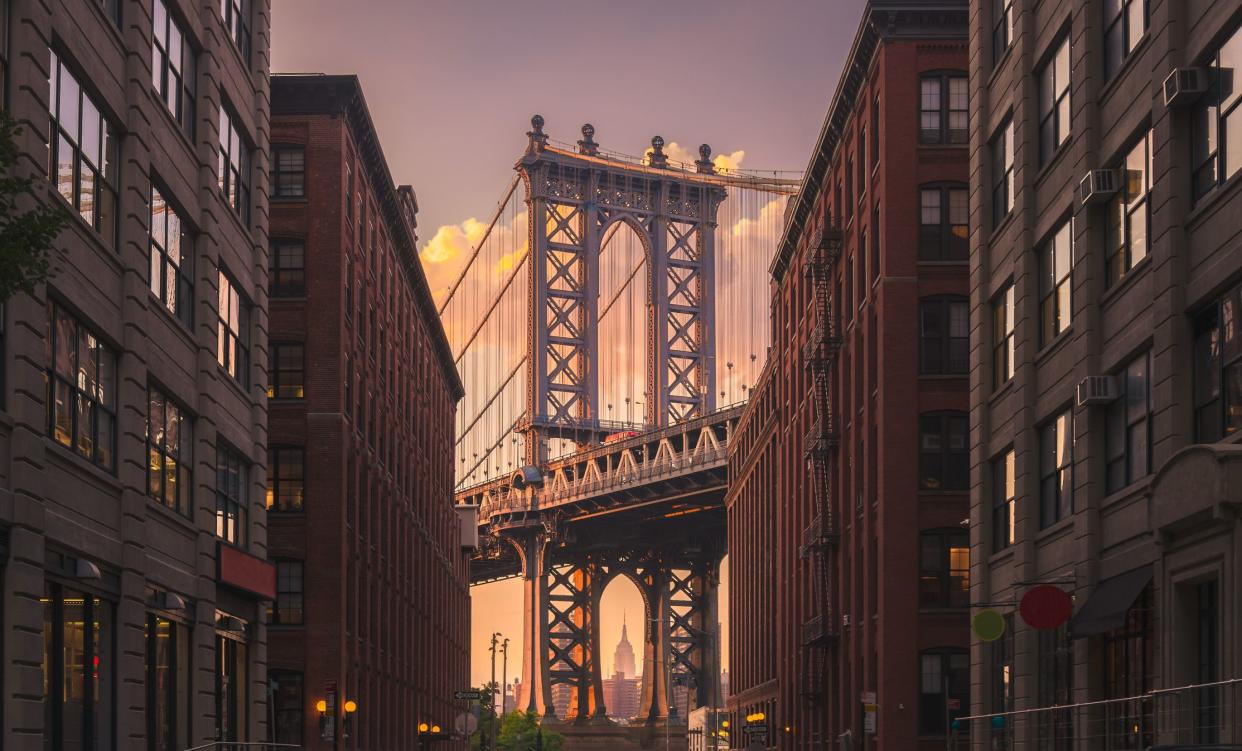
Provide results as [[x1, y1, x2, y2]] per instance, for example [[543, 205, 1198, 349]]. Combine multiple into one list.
[[603, 615, 641, 721]]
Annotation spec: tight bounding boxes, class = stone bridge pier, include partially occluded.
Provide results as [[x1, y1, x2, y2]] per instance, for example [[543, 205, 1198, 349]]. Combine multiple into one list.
[[509, 528, 723, 728]]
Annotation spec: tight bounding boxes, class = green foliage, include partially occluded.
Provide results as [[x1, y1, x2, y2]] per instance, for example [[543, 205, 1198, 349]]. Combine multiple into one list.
[[0, 110, 66, 301], [496, 711, 564, 751]]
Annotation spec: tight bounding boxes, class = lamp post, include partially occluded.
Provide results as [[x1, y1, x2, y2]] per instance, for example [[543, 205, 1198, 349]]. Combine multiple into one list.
[[500, 638, 510, 716], [489, 632, 503, 751]]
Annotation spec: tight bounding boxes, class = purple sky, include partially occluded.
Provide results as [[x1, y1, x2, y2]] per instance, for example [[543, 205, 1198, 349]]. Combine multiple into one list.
[[271, 0, 866, 689]]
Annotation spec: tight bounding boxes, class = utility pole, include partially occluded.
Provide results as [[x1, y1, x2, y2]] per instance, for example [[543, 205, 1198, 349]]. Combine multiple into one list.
[[500, 638, 510, 716], [489, 632, 502, 751]]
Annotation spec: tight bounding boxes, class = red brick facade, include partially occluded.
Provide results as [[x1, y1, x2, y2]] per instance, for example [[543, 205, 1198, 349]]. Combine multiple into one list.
[[268, 75, 469, 750], [727, 3, 969, 748]]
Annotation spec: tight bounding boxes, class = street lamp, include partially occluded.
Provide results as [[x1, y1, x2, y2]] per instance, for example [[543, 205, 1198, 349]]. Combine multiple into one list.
[[500, 638, 510, 716]]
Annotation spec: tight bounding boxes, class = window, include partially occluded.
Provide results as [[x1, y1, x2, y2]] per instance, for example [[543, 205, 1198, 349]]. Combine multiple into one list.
[[990, 614, 1015, 719], [1192, 27, 1242, 201], [1106, 352, 1151, 492], [215, 443, 247, 544], [920, 297, 968, 374], [1039, 37, 1072, 164], [1193, 286, 1242, 442], [48, 51, 118, 239], [919, 530, 969, 608], [267, 447, 304, 511], [1038, 627, 1073, 751], [271, 146, 304, 198], [220, 0, 250, 60], [42, 581, 115, 751], [857, 127, 866, 196], [216, 269, 249, 384], [919, 412, 968, 491], [1103, 585, 1153, 748], [270, 560, 304, 625], [1193, 581, 1220, 744], [919, 648, 969, 735], [871, 94, 880, 167], [150, 186, 192, 325], [152, 0, 195, 135], [1107, 130, 1152, 285], [146, 613, 190, 751], [214, 621, 248, 742], [46, 301, 116, 469], [97, 0, 122, 25], [217, 105, 250, 222], [1040, 221, 1073, 345], [993, 284, 1015, 387], [870, 203, 880, 282], [268, 343, 304, 399], [992, 119, 1015, 227], [1104, 0, 1147, 79], [993, 0, 1014, 64], [993, 449, 1016, 551], [919, 73, 968, 144], [919, 184, 968, 261], [270, 671, 304, 743], [1040, 410, 1073, 527], [147, 386, 192, 515], [269, 239, 305, 297]]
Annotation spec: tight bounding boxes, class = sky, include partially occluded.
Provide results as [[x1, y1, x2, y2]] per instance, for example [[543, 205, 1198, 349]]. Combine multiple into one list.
[[271, 0, 866, 692]]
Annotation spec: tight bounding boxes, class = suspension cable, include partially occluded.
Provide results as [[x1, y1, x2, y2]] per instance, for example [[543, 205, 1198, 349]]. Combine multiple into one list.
[[437, 175, 520, 315], [458, 412, 526, 488], [455, 355, 528, 447], [452, 252, 531, 365]]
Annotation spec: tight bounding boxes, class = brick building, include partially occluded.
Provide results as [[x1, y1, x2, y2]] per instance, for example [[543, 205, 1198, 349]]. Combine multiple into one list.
[[969, 0, 1242, 745], [727, 2, 969, 748], [267, 74, 469, 750], [0, 0, 275, 748]]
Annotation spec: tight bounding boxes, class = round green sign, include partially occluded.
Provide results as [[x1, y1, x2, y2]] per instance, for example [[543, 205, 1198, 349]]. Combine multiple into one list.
[[972, 608, 1007, 642]]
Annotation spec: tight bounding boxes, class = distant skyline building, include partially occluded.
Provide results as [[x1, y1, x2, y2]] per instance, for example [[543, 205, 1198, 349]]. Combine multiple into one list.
[[602, 617, 641, 721], [614, 614, 638, 678]]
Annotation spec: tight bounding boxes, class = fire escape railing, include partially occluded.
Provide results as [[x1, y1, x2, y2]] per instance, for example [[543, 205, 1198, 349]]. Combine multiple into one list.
[[800, 211, 842, 699]]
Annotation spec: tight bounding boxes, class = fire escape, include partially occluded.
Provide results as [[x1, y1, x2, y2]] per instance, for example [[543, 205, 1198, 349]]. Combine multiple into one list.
[[799, 210, 842, 707]]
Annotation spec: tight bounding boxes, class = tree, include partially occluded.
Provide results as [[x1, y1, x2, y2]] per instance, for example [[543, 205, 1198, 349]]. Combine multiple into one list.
[[0, 110, 66, 301], [495, 711, 564, 751]]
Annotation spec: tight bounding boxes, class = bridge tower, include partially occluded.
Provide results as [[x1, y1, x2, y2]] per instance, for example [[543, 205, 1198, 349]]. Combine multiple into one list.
[[518, 115, 726, 464]]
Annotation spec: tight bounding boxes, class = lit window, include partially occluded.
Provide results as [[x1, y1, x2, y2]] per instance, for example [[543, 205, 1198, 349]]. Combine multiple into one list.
[[150, 185, 193, 325], [1039, 221, 1073, 345], [216, 269, 250, 384], [146, 386, 193, 515], [48, 51, 118, 239], [918, 184, 968, 260], [152, 0, 196, 135], [215, 443, 248, 544], [267, 447, 304, 511], [146, 613, 191, 751], [919, 531, 970, 609], [1104, 0, 1148, 79], [1038, 37, 1072, 164], [45, 301, 116, 469], [1106, 130, 1152, 285], [268, 343, 305, 399], [992, 119, 1015, 227], [992, 284, 1015, 387], [43, 582, 116, 751], [1039, 410, 1073, 528], [993, 0, 1014, 64], [1192, 26, 1242, 202], [992, 449, 1016, 551], [217, 105, 251, 222], [1192, 288, 1242, 443]]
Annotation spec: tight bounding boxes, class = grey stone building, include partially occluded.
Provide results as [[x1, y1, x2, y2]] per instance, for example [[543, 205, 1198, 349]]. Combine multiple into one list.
[[0, 0, 274, 748], [969, 0, 1242, 745]]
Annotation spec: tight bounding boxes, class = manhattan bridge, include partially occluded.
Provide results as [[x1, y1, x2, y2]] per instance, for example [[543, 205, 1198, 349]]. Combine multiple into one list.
[[443, 116, 799, 739]]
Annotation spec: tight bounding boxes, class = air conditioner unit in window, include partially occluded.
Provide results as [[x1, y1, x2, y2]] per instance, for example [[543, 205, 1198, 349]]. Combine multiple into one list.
[[842, 613, 851, 627], [1163, 67, 1208, 108], [1076, 375, 1118, 406], [1079, 169, 1119, 204]]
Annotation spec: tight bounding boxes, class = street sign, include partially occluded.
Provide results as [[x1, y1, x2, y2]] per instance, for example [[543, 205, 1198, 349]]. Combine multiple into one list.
[[948, 698, 962, 711], [863, 703, 877, 734], [454, 711, 479, 736], [454, 689, 482, 701]]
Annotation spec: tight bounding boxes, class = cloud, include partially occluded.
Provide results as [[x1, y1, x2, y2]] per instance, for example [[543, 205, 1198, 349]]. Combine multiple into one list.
[[641, 141, 746, 174]]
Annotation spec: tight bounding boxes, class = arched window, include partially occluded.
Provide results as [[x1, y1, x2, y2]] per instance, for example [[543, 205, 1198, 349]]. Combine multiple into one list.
[[919, 182, 969, 260], [919, 411, 968, 490], [920, 296, 969, 374], [919, 647, 970, 735]]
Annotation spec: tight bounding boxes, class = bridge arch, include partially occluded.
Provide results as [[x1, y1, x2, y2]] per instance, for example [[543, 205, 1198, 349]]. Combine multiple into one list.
[[596, 215, 652, 431]]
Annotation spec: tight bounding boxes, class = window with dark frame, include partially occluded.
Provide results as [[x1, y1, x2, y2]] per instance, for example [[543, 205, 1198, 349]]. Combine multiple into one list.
[[1107, 129, 1152, 286], [1040, 220, 1073, 345], [217, 104, 251, 223], [919, 296, 969, 375], [871, 203, 880, 282], [267, 446, 304, 511], [990, 613, 1015, 737], [1193, 25, 1242, 202], [919, 411, 969, 491], [992, 119, 1015, 227], [1192, 284, 1242, 443], [46, 301, 117, 470], [1104, 0, 1148, 80], [919, 183, 968, 261], [43, 581, 116, 751], [270, 560, 304, 625], [214, 625, 248, 742], [919, 530, 969, 608], [220, 0, 250, 60], [1038, 627, 1074, 751], [993, 449, 1016, 551], [1040, 410, 1073, 528], [269, 239, 305, 297], [919, 648, 970, 735], [146, 612, 191, 751], [1106, 351, 1151, 493], [871, 93, 880, 167], [152, 0, 196, 136], [97, 0, 121, 25], [147, 385, 193, 515], [1039, 36, 1072, 164], [268, 342, 305, 399], [919, 72, 968, 145], [48, 50, 119, 240], [993, 284, 1015, 388], [1103, 585, 1153, 748], [993, 0, 1014, 65], [271, 146, 304, 199], [215, 443, 247, 545], [150, 185, 193, 326], [216, 268, 250, 385], [270, 671, 304, 743]]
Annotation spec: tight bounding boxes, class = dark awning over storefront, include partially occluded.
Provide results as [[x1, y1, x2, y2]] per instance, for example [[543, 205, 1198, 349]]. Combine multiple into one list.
[[1069, 565, 1153, 638]]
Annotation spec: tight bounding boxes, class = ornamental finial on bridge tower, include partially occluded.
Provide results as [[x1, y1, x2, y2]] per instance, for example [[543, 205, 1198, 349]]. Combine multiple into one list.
[[649, 135, 668, 168], [527, 114, 548, 151], [696, 143, 715, 174], [577, 123, 599, 155]]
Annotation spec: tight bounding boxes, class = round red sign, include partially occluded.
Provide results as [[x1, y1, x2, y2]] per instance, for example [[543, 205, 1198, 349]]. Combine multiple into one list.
[[1018, 585, 1073, 630]]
